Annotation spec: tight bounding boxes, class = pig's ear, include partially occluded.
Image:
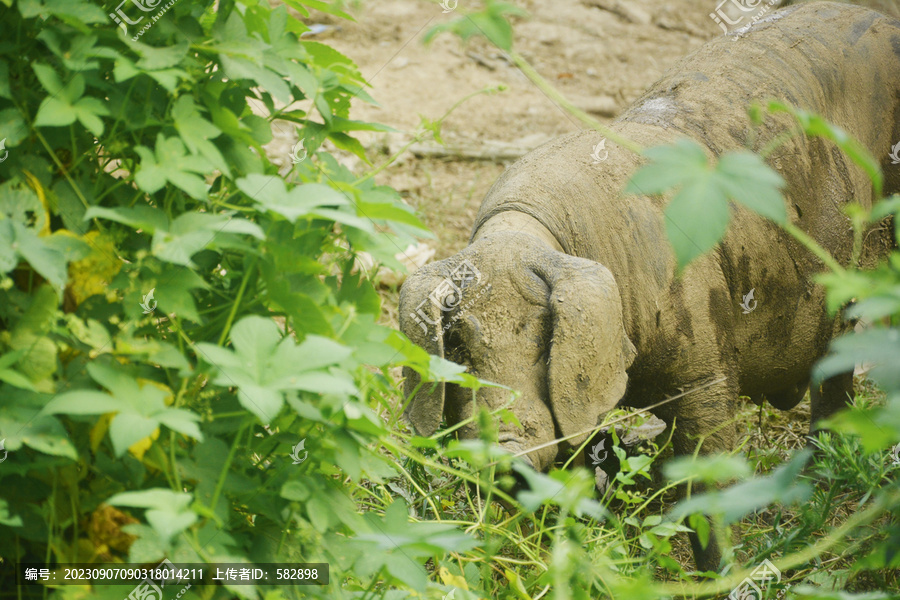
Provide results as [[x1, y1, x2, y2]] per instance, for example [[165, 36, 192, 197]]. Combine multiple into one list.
[[399, 265, 447, 437], [533, 254, 634, 447]]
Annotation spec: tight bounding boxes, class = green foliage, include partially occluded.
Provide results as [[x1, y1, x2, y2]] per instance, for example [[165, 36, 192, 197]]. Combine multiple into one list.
[[0, 0, 457, 597], [2, 1, 899, 598]]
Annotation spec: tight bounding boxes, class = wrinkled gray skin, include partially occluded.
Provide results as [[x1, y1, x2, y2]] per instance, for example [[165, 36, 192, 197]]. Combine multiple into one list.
[[400, 2, 899, 571]]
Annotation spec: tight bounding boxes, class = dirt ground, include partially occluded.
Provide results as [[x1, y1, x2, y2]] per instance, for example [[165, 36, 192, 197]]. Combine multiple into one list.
[[294, 0, 732, 261]]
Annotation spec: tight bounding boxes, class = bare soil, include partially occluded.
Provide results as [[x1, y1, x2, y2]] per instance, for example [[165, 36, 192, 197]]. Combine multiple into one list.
[[301, 0, 725, 260]]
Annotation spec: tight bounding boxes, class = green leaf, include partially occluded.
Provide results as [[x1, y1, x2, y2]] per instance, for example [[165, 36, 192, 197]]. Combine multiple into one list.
[[626, 138, 709, 195], [671, 450, 813, 524], [663, 176, 732, 268], [871, 194, 900, 222], [42, 391, 123, 416], [11, 221, 68, 291], [32, 73, 109, 135], [689, 513, 710, 549], [423, 1, 528, 50], [151, 213, 261, 268], [172, 95, 231, 177], [0, 62, 11, 99], [282, 0, 354, 21], [84, 205, 169, 233], [19, 0, 107, 23], [0, 499, 23, 527], [716, 151, 786, 223], [108, 412, 159, 457], [0, 402, 77, 459], [34, 96, 78, 128], [236, 175, 350, 222], [0, 367, 37, 391], [769, 101, 883, 197], [107, 489, 193, 510], [146, 508, 196, 546], [814, 329, 900, 392], [196, 316, 358, 423], [134, 40, 190, 70], [135, 134, 211, 199], [663, 454, 752, 484], [32, 62, 64, 95], [627, 138, 785, 269]]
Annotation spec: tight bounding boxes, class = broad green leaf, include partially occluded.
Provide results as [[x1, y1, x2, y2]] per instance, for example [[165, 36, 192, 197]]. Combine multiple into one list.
[[663, 454, 752, 484], [0, 62, 11, 99], [63, 314, 113, 351], [19, 0, 107, 23], [33, 73, 109, 135], [83, 206, 169, 232], [134, 39, 189, 70], [671, 450, 813, 524], [33, 96, 78, 128], [195, 316, 358, 423], [220, 54, 292, 105], [871, 195, 900, 222], [822, 407, 900, 452], [42, 390, 123, 415], [135, 134, 211, 199], [87, 361, 140, 398], [0, 109, 27, 147], [664, 176, 732, 268], [172, 95, 230, 177], [626, 138, 709, 195], [32, 62, 64, 95], [107, 489, 193, 510], [146, 508, 197, 545], [152, 267, 209, 323], [237, 175, 350, 222], [716, 151, 786, 223], [0, 366, 36, 391], [108, 412, 159, 457], [814, 329, 900, 391], [627, 138, 786, 269], [11, 221, 68, 290], [0, 403, 77, 459], [0, 499, 23, 527]]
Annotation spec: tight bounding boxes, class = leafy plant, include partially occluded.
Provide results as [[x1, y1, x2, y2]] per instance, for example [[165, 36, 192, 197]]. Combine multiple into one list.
[[0, 0, 475, 598]]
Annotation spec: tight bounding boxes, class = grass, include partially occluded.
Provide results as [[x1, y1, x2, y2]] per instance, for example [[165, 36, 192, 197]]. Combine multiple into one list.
[[359, 365, 900, 597]]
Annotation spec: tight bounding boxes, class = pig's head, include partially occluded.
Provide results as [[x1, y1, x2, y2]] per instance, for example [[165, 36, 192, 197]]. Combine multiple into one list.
[[399, 231, 636, 471]]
